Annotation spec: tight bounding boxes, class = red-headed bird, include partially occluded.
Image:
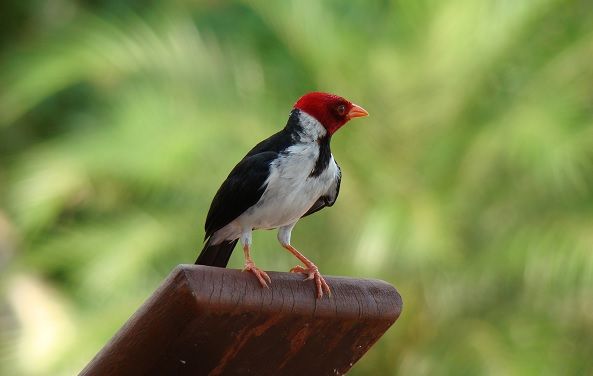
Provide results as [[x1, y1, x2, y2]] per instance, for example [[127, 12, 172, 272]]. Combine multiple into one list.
[[196, 92, 369, 298]]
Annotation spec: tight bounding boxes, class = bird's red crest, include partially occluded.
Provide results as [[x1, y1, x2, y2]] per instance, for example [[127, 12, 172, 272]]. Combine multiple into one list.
[[293, 92, 368, 135]]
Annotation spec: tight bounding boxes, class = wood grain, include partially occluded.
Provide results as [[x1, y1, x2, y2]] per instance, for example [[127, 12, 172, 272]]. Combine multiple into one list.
[[80, 265, 402, 376]]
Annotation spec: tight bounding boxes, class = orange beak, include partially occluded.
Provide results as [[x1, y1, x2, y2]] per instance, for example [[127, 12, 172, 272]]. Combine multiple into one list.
[[347, 103, 369, 119]]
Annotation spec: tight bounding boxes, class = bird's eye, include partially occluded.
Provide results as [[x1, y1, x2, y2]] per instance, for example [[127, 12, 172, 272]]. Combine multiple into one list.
[[337, 104, 346, 116]]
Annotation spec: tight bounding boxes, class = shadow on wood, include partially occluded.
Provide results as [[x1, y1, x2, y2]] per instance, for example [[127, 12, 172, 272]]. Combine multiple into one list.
[[80, 265, 402, 376]]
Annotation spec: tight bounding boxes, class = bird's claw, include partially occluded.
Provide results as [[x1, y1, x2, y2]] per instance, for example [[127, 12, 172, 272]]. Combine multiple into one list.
[[289, 265, 308, 275], [243, 261, 271, 288], [290, 264, 331, 299]]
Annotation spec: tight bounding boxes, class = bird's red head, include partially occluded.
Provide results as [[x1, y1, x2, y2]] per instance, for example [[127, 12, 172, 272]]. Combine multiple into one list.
[[293, 92, 369, 135]]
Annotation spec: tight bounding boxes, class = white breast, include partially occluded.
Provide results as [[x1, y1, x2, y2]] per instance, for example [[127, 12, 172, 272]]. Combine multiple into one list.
[[209, 111, 339, 244], [240, 143, 337, 229]]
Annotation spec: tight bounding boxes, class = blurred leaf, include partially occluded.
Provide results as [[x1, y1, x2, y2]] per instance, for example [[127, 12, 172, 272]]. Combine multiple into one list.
[[1, 0, 593, 375]]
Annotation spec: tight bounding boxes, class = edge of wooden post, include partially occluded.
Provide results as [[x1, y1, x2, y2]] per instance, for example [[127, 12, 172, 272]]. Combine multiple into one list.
[[81, 265, 402, 376]]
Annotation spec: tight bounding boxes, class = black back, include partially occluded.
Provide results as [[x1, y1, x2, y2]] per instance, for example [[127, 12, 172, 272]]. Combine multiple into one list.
[[205, 110, 303, 239], [204, 109, 337, 240], [204, 151, 277, 239]]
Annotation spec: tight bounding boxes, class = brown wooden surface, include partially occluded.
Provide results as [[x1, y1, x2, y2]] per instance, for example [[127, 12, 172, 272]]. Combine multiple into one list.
[[80, 265, 402, 376]]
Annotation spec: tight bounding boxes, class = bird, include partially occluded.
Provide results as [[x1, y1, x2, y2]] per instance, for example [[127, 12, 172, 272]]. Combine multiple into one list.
[[195, 92, 369, 298]]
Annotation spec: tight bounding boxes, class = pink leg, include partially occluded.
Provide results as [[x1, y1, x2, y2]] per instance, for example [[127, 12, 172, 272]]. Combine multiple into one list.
[[242, 244, 271, 288], [283, 244, 331, 299]]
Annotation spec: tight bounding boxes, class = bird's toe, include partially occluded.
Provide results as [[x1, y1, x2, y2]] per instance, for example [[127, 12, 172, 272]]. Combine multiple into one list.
[[243, 262, 271, 288], [289, 265, 308, 274]]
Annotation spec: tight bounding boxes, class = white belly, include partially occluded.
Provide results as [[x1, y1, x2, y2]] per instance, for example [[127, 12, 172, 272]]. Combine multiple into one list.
[[241, 144, 337, 229], [209, 143, 339, 244]]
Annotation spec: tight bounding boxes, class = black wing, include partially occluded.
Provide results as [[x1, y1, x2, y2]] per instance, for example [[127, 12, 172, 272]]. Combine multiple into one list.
[[204, 151, 278, 239], [302, 164, 342, 218], [204, 110, 307, 238]]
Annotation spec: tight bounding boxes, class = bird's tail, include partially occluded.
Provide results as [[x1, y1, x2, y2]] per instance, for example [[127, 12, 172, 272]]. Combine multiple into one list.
[[195, 239, 238, 267]]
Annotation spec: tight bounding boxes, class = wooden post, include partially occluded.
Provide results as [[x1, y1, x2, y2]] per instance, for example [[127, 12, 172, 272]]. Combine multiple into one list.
[[80, 265, 402, 375]]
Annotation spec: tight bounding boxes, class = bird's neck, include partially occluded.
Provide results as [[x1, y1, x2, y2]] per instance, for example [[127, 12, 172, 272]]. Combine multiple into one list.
[[285, 109, 331, 145]]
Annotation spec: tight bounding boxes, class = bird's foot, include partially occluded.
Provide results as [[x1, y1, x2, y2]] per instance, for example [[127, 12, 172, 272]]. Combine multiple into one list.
[[290, 264, 331, 299], [243, 261, 271, 288]]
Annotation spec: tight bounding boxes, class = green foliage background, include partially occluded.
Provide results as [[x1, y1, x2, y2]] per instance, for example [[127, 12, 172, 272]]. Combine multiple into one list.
[[1, 0, 592, 374]]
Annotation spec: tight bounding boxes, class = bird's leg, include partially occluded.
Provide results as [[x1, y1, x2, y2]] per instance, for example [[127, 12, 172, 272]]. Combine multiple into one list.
[[243, 244, 271, 288], [283, 244, 331, 298], [241, 233, 271, 288], [278, 225, 330, 298]]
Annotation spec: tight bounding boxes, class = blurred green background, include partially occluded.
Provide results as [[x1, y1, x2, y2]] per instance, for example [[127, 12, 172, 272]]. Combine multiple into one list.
[[1, 0, 593, 374]]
